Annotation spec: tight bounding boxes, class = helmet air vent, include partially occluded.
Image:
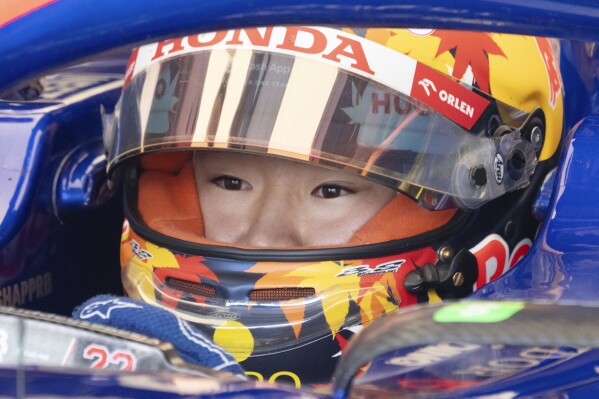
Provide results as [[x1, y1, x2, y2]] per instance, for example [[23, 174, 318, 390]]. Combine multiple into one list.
[[165, 277, 217, 297], [249, 287, 316, 301]]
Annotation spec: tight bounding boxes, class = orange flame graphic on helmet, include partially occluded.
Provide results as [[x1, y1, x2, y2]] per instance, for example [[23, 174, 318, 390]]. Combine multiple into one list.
[[432, 30, 506, 93]]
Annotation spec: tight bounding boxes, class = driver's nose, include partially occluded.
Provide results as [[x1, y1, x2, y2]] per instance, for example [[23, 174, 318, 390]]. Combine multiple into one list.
[[238, 190, 304, 248]]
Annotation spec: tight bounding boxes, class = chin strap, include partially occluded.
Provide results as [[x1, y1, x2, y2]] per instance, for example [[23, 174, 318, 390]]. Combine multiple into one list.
[[73, 295, 245, 376], [403, 249, 478, 298]]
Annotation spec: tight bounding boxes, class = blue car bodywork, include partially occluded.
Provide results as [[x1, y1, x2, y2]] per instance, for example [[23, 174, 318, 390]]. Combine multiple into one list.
[[3, 0, 599, 397]]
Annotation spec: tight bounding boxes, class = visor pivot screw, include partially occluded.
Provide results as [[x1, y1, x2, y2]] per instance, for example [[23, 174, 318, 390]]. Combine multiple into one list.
[[471, 166, 487, 188], [452, 272, 465, 287], [531, 126, 544, 151], [438, 246, 454, 262]]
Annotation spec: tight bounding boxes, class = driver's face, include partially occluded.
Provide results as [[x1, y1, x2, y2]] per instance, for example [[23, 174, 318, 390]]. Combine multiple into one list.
[[194, 152, 397, 248]]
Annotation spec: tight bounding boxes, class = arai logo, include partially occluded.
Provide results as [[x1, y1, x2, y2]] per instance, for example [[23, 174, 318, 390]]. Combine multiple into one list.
[[210, 312, 240, 320], [337, 259, 406, 277], [494, 153, 504, 184], [130, 240, 152, 261]]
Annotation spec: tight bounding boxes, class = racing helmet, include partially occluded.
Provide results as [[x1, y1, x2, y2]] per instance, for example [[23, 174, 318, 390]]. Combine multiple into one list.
[[104, 27, 564, 385]]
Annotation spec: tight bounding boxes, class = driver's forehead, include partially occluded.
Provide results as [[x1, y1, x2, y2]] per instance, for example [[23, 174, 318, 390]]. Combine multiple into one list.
[[194, 151, 366, 183]]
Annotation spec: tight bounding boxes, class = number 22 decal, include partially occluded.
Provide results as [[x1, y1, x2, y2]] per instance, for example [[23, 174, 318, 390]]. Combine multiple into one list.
[[83, 344, 137, 371]]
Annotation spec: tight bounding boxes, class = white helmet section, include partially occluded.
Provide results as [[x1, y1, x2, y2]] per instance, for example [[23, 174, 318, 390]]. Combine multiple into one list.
[[130, 27, 490, 130]]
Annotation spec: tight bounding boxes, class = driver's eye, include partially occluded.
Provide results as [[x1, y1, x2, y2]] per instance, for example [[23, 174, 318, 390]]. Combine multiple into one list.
[[212, 175, 251, 191], [312, 185, 354, 199]]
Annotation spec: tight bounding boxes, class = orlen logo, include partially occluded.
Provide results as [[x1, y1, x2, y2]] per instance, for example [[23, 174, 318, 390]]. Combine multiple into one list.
[[337, 259, 406, 277], [418, 78, 437, 96], [411, 63, 490, 130]]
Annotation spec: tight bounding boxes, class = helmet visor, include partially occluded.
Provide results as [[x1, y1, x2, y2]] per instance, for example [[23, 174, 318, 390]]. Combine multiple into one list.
[[106, 44, 535, 209]]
